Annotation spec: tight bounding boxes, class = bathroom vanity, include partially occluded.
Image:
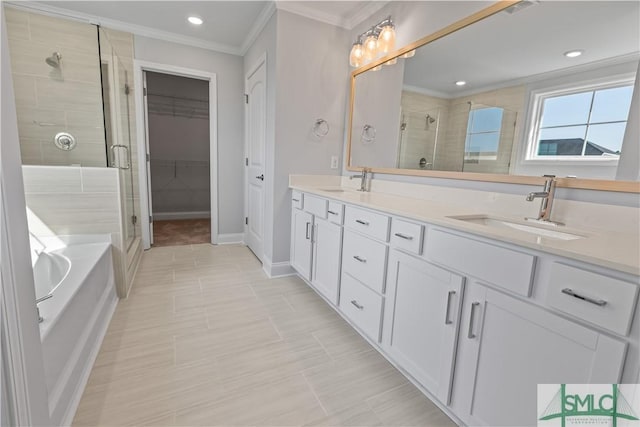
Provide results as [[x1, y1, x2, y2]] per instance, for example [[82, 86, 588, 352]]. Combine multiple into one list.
[[289, 179, 639, 427]]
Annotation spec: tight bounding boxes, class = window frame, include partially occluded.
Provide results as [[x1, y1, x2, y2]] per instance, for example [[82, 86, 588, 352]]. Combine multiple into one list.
[[524, 76, 635, 165]]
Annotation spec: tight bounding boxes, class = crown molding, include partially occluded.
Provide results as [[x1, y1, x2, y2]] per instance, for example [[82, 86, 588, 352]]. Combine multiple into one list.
[[240, 1, 276, 55], [4, 1, 243, 56], [344, 1, 390, 31], [275, 1, 350, 29]]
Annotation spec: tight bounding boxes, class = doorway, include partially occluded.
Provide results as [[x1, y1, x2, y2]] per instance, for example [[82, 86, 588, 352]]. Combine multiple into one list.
[[141, 70, 214, 247]]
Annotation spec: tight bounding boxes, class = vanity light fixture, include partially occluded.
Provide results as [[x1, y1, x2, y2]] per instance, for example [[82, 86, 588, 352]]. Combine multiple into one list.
[[455, 80, 467, 86], [349, 16, 396, 67], [401, 49, 416, 59], [564, 50, 584, 58], [188, 16, 203, 25]]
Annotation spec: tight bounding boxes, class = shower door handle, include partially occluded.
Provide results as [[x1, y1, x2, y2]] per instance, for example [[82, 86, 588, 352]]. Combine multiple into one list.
[[110, 145, 130, 170]]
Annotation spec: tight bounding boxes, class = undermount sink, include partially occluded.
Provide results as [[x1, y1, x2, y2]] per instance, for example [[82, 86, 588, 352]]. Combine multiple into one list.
[[319, 188, 348, 193], [447, 215, 585, 241]]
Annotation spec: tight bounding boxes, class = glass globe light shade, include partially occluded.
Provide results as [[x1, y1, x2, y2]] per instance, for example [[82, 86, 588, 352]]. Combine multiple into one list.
[[363, 33, 379, 61], [349, 42, 364, 68], [377, 24, 396, 53]]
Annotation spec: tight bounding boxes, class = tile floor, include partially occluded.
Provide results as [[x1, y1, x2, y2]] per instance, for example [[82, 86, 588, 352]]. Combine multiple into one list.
[[73, 244, 456, 426]]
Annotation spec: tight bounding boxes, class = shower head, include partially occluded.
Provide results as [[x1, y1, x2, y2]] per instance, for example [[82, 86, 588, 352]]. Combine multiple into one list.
[[426, 115, 436, 124], [45, 52, 62, 68]]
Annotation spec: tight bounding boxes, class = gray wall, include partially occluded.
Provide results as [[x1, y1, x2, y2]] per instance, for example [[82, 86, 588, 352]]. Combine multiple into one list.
[[135, 35, 245, 235], [244, 10, 350, 265]]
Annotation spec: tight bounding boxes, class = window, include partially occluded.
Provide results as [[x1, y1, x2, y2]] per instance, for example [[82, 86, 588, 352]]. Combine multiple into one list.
[[530, 83, 634, 160], [464, 107, 504, 161]]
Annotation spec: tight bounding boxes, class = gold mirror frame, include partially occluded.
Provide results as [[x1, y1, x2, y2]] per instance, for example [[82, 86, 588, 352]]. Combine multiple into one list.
[[346, 0, 640, 193]]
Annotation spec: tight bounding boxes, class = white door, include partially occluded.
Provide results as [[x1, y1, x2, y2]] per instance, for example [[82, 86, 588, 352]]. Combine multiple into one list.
[[311, 218, 342, 305], [450, 281, 627, 426], [382, 250, 464, 404], [245, 59, 266, 260], [142, 71, 154, 244], [290, 209, 313, 280]]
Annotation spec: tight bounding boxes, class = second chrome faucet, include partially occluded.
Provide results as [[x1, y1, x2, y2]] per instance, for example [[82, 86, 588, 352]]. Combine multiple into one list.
[[350, 167, 371, 192]]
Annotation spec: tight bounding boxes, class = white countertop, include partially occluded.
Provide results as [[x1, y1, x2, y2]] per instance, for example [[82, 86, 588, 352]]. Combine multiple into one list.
[[290, 184, 640, 277]]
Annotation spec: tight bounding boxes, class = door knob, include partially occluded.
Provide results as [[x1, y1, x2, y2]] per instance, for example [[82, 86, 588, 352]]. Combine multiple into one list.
[[256, 174, 264, 181]]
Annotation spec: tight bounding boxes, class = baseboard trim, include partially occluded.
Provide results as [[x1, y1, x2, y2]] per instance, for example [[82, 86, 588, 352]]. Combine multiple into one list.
[[153, 211, 210, 221], [262, 257, 295, 278], [216, 233, 244, 245]]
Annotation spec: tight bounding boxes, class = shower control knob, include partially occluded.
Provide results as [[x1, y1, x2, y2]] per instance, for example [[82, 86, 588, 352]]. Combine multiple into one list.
[[53, 132, 76, 151], [256, 174, 264, 181]]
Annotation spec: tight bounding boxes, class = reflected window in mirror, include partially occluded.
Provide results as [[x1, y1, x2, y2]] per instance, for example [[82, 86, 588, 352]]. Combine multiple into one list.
[[528, 80, 634, 161], [465, 106, 504, 162]]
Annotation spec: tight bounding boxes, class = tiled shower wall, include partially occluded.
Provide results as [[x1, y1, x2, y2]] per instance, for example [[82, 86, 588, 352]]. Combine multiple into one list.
[[5, 7, 106, 167]]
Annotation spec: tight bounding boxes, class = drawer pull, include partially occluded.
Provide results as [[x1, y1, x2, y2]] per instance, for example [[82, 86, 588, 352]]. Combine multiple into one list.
[[350, 300, 364, 310], [561, 288, 607, 307], [292, 198, 300, 202], [468, 302, 480, 339], [394, 232, 413, 241], [445, 290, 456, 325], [355, 219, 370, 226], [353, 255, 367, 263], [305, 222, 311, 240], [328, 210, 338, 215]]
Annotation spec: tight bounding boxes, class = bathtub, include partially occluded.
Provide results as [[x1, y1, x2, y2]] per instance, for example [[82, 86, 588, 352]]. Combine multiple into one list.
[[34, 240, 118, 426]]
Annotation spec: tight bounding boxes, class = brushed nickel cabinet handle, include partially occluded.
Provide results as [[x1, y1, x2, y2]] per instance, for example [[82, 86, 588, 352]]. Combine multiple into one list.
[[353, 255, 367, 263], [468, 302, 480, 339], [445, 290, 456, 325], [328, 210, 338, 215], [351, 300, 364, 310], [355, 219, 369, 226], [561, 288, 607, 306], [292, 198, 300, 202], [394, 233, 413, 240], [305, 222, 311, 240]]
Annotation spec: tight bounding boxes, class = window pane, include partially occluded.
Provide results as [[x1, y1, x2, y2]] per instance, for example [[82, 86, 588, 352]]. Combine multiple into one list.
[[540, 92, 592, 127], [584, 122, 626, 155], [470, 107, 503, 133], [466, 132, 500, 153], [538, 125, 587, 156], [590, 85, 634, 123]]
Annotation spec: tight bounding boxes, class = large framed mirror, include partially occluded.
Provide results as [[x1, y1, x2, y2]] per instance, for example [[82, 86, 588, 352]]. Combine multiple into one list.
[[347, 1, 640, 192]]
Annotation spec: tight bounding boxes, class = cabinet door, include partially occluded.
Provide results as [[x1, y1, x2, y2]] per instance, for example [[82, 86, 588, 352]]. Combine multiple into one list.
[[451, 282, 627, 426], [290, 209, 313, 280], [382, 250, 464, 404], [311, 218, 342, 305]]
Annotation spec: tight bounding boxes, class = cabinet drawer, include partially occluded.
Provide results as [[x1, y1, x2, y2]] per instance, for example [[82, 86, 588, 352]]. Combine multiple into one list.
[[426, 229, 535, 296], [546, 263, 638, 336], [327, 201, 344, 225], [342, 230, 388, 294], [292, 191, 303, 210], [304, 194, 328, 219], [340, 273, 384, 342], [390, 218, 424, 255], [344, 206, 390, 242]]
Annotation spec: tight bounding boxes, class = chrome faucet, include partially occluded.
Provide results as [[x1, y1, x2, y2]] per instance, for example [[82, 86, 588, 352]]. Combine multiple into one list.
[[350, 167, 371, 192], [526, 175, 562, 225], [36, 294, 53, 323]]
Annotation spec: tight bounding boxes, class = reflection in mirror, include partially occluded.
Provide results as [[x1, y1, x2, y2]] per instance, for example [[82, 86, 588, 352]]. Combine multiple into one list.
[[348, 1, 640, 183]]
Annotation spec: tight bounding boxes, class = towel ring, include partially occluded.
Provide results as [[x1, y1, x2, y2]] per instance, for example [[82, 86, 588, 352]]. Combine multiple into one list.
[[361, 124, 376, 145], [312, 119, 329, 138]]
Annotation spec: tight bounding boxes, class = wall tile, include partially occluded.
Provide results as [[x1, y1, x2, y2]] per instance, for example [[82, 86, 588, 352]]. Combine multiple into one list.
[[22, 165, 82, 193], [81, 167, 119, 193]]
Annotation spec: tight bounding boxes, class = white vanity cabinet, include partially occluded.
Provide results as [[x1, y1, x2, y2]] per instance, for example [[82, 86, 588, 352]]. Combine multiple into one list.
[[382, 249, 464, 404], [290, 207, 313, 280], [450, 280, 627, 426], [290, 192, 343, 304], [290, 189, 638, 427]]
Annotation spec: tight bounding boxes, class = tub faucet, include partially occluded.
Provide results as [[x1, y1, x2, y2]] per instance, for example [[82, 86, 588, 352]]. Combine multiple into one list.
[[350, 167, 371, 192], [526, 175, 563, 225], [36, 294, 53, 323]]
